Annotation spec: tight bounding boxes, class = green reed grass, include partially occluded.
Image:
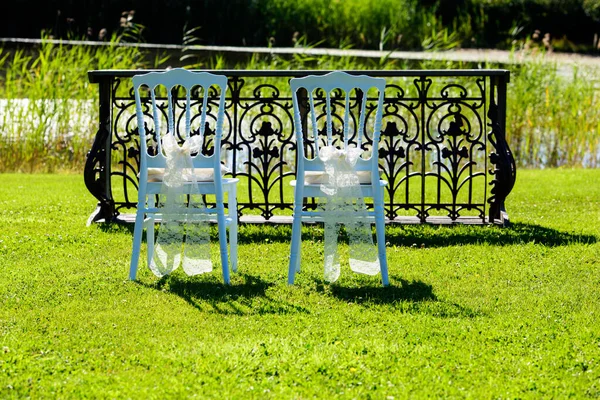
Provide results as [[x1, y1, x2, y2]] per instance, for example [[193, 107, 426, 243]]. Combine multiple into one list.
[[507, 58, 600, 167], [0, 35, 151, 172], [1, 41, 599, 172], [242, 0, 464, 51]]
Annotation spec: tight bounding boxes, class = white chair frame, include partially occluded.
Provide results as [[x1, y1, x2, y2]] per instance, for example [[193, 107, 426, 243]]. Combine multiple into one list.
[[129, 68, 238, 284], [288, 71, 389, 286]]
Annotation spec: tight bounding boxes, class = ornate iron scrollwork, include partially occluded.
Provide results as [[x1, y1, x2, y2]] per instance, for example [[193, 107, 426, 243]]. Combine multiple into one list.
[[233, 79, 296, 219], [83, 77, 117, 224], [488, 77, 516, 226], [83, 123, 115, 224], [85, 70, 513, 225]]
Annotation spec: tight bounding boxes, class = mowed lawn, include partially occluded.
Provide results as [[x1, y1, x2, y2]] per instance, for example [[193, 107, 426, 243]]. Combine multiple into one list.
[[0, 169, 599, 398]]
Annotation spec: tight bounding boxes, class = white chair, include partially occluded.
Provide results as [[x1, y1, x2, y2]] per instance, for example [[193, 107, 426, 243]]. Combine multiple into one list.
[[129, 68, 238, 284], [288, 71, 389, 286]]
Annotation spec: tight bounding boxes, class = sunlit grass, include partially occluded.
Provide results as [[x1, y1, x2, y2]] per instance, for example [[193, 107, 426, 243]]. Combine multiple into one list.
[[0, 169, 599, 397]]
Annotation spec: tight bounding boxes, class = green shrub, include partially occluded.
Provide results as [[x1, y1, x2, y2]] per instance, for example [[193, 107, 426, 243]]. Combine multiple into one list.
[[583, 0, 600, 20], [5, 1, 600, 52], [463, 0, 597, 51]]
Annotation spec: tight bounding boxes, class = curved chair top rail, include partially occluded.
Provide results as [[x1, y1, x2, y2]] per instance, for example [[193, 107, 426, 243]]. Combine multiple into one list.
[[132, 68, 227, 168], [131, 68, 228, 91], [290, 71, 386, 93], [90, 69, 511, 83]]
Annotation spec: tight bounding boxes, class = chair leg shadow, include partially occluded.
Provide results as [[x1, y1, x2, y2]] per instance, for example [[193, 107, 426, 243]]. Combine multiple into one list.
[[315, 278, 481, 318], [137, 273, 310, 315]]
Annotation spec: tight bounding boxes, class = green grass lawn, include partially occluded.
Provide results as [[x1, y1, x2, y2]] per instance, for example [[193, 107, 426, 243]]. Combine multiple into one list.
[[1, 169, 599, 398]]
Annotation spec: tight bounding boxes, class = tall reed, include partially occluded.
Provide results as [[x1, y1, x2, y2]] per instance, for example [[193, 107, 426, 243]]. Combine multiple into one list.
[[507, 59, 600, 168], [1, 42, 599, 171], [0, 34, 151, 172]]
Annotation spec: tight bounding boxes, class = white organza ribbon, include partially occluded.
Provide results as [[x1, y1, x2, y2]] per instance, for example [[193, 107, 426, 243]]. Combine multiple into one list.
[[318, 145, 380, 283], [149, 134, 213, 278]]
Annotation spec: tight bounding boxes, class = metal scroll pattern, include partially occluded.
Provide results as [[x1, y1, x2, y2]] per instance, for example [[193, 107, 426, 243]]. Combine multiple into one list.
[[229, 77, 296, 219], [378, 77, 487, 221], [100, 75, 496, 222], [487, 78, 516, 224]]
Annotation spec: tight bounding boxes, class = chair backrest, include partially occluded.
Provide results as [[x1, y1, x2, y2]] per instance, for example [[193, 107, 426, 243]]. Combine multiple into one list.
[[132, 68, 228, 179], [290, 71, 386, 180]]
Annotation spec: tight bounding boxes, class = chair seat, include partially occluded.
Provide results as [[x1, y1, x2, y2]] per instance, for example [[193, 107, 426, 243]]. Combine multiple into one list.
[[291, 178, 387, 188], [146, 165, 230, 182], [145, 176, 239, 195], [304, 170, 372, 184]]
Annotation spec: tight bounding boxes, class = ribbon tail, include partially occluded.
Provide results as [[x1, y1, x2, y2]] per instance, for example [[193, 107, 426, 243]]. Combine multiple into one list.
[[323, 220, 341, 283], [347, 215, 380, 276], [181, 197, 213, 276], [151, 189, 185, 277], [152, 133, 213, 278], [319, 144, 380, 279]]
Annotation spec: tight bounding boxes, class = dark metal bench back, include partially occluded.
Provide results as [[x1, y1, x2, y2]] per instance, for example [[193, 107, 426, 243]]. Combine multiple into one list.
[[85, 69, 515, 226]]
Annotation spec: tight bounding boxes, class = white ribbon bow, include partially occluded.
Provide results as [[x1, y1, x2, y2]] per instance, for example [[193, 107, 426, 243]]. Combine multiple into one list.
[[318, 145, 380, 283], [149, 134, 213, 278]]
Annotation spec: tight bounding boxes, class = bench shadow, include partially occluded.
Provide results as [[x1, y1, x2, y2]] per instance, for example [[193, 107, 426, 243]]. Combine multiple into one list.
[[136, 273, 309, 316], [385, 221, 598, 248], [315, 278, 481, 318], [234, 221, 597, 247], [97, 219, 595, 248], [97, 221, 135, 234]]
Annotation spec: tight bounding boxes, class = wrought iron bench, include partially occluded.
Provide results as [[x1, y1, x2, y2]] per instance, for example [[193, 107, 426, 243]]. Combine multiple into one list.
[[84, 69, 515, 226]]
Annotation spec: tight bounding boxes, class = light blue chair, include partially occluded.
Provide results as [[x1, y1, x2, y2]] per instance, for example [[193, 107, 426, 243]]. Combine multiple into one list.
[[129, 68, 238, 284], [288, 71, 389, 286]]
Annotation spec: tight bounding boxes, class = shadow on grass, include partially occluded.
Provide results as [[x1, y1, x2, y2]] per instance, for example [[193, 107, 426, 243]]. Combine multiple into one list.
[[222, 221, 599, 247], [385, 222, 598, 248], [97, 221, 135, 234], [137, 273, 309, 316], [322, 278, 436, 303], [98, 219, 596, 248], [315, 278, 481, 318]]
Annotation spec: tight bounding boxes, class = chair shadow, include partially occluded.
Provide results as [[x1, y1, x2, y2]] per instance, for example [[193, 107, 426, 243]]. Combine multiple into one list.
[[320, 278, 436, 303], [384, 221, 598, 248], [136, 273, 309, 316], [314, 278, 481, 318]]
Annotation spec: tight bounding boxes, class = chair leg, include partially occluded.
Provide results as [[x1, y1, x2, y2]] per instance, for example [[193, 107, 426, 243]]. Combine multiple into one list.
[[228, 184, 238, 273], [288, 205, 303, 285], [229, 221, 238, 274], [145, 195, 156, 268], [129, 206, 145, 281], [295, 236, 302, 273], [216, 204, 231, 285], [374, 200, 389, 287]]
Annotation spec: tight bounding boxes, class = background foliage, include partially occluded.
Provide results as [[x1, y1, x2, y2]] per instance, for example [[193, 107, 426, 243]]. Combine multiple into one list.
[[2, 0, 600, 52], [1, 39, 599, 172]]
